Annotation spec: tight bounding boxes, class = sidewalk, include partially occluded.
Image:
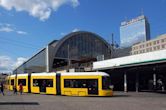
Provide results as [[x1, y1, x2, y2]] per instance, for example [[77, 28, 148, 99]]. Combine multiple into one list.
[[1, 90, 166, 110]]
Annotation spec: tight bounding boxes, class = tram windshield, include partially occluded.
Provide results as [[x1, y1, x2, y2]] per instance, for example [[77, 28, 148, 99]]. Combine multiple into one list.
[[102, 76, 112, 90]]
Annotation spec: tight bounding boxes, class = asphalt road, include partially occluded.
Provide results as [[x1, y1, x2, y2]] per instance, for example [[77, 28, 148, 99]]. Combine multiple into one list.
[[0, 91, 166, 110]]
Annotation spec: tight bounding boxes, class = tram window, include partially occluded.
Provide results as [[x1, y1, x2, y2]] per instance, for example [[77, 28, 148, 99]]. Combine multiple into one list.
[[11, 79, 14, 85], [64, 79, 98, 88], [33, 79, 53, 87], [18, 79, 26, 86], [102, 76, 111, 90], [87, 79, 98, 88], [33, 79, 39, 87], [64, 79, 71, 88], [47, 79, 53, 87], [64, 79, 86, 88]]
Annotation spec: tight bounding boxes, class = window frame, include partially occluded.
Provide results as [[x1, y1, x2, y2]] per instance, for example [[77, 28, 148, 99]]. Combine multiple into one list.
[[18, 79, 26, 86], [33, 79, 53, 87]]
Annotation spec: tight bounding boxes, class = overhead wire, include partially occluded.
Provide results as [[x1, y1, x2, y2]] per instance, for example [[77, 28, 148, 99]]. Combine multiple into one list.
[[0, 38, 40, 50]]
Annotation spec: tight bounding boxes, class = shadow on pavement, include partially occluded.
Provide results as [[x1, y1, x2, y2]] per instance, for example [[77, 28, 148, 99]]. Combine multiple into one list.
[[0, 102, 39, 105], [112, 94, 130, 98], [68, 94, 130, 98]]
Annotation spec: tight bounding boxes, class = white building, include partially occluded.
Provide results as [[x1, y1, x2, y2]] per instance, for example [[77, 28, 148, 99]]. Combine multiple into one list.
[[131, 34, 166, 55]]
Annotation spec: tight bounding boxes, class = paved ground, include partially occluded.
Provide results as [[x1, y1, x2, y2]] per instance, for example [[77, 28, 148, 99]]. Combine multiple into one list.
[[0, 91, 166, 110]]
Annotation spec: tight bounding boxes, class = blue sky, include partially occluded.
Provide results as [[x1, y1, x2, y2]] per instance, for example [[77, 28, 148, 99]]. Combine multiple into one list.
[[0, 0, 166, 72]]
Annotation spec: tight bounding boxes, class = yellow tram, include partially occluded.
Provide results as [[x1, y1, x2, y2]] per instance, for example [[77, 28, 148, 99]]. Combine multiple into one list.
[[6, 72, 113, 96]]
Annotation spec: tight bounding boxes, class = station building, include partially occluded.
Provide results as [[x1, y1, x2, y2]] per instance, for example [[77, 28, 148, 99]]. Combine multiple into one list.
[[13, 31, 112, 74], [93, 49, 166, 92]]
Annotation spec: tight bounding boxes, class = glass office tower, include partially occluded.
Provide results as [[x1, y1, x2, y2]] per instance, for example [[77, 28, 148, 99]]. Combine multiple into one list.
[[120, 15, 150, 47]]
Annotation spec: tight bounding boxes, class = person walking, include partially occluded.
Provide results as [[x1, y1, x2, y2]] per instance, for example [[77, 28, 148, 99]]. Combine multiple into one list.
[[13, 85, 17, 95], [0, 82, 5, 96], [19, 83, 23, 95]]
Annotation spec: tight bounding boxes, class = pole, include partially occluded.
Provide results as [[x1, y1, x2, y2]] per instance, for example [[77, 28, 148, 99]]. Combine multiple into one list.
[[68, 44, 71, 72], [124, 72, 127, 92], [153, 67, 156, 91], [111, 33, 114, 58], [111, 33, 114, 47], [135, 72, 139, 92], [153, 73, 156, 91], [15, 69, 17, 91], [46, 45, 49, 72]]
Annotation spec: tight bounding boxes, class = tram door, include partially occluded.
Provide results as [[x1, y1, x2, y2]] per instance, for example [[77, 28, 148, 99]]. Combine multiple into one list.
[[56, 74, 61, 95], [39, 79, 46, 93], [87, 79, 98, 95]]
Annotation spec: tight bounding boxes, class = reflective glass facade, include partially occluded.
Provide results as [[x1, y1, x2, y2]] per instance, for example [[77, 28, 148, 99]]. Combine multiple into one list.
[[14, 49, 46, 74], [52, 32, 111, 71], [120, 16, 150, 47], [55, 33, 110, 59], [25, 49, 46, 73]]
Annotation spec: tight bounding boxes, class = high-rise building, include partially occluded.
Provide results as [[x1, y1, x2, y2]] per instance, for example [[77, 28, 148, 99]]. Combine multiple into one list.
[[120, 15, 150, 47]]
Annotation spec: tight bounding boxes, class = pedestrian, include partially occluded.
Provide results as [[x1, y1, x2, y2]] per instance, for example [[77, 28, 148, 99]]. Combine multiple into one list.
[[41, 80, 46, 92], [19, 83, 23, 95], [0, 82, 5, 96], [157, 79, 163, 90], [13, 85, 17, 94]]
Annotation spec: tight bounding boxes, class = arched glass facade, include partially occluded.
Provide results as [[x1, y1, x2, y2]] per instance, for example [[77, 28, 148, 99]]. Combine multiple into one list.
[[51, 31, 111, 71], [55, 33, 110, 59]]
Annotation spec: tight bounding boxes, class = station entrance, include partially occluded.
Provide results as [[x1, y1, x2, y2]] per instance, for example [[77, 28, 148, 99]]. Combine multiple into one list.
[[105, 62, 166, 92]]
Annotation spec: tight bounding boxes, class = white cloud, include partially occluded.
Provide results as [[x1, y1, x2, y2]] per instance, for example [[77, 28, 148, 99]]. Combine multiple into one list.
[[16, 31, 27, 35], [0, 23, 28, 35], [60, 32, 66, 36], [0, 0, 80, 21], [71, 0, 80, 7], [60, 28, 80, 36], [4, 23, 12, 27], [0, 27, 14, 32], [12, 57, 27, 69], [0, 23, 14, 27], [0, 56, 13, 73], [0, 55, 27, 73], [72, 28, 80, 32]]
